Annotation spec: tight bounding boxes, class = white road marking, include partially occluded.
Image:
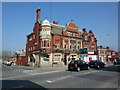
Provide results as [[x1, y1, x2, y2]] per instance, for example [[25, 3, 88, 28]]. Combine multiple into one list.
[[31, 70, 64, 75], [46, 75, 71, 83], [46, 70, 101, 83], [2, 70, 64, 80], [1, 76, 14, 79], [46, 80, 53, 83]]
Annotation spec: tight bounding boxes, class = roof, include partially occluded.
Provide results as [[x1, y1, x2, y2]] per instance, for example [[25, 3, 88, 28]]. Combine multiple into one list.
[[67, 22, 78, 29], [42, 18, 51, 26], [51, 23, 65, 35]]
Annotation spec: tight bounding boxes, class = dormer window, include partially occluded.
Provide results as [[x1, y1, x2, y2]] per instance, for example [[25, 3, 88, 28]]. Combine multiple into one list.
[[92, 37, 94, 41], [85, 36, 88, 40]]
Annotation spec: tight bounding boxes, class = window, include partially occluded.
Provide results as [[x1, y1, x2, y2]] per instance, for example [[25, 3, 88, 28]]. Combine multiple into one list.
[[75, 33, 78, 37], [44, 40, 46, 47], [31, 47, 32, 51], [91, 44, 94, 49], [92, 37, 94, 41], [85, 36, 88, 40], [33, 35, 35, 39], [47, 40, 50, 47], [55, 40, 60, 49], [33, 46, 35, 50], [29, 48, 30, 51], [73, 33, 75, 36], [84, 44, 88, 48], [78, 44, 81, 49], [67, 32, 72, 36], [70, 45, 72, 49], [64, 42, 68, 49], [70, 43, 76, 49], [29, 37, 32, 41], [54, 55, 61, 62]]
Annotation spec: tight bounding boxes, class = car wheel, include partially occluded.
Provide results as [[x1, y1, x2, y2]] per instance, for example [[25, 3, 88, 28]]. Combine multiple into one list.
[[77, 67, 80, 72], [68, 68, 71, 71], [97, 65, 100, 69], [87, 66, 90, 70]]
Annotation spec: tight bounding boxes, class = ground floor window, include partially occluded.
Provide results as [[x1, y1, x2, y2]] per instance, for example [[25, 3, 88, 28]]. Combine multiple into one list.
[[54, 55, 61, 62], [29, 54, 35, 62]]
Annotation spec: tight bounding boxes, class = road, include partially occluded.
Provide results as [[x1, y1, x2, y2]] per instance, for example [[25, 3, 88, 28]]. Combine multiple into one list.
[[1, 64, 120, 89]]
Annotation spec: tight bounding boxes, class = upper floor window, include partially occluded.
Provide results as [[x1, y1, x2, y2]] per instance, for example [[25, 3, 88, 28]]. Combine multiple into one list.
[[64, 42, 68, 49], [91, 37, 94, 41], [43, 40, 50, 47], [55, 40, 60, 49], [75, 33, 78, 37], [44, 40, 46, 47], [33, 35, 35, 39], [42, 30, 50, 35], [85, 36, 88, 40], [78, 44, 81, 49], [84, 44, 88, 48], [29, 37, 32, 41], [67, 32, 72, 36], [71, 43, 76, 49], [91, 44, 95, 49]]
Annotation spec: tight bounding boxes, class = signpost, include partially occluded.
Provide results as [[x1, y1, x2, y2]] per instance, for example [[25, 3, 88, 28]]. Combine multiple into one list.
[[80, 48, 88, 57]]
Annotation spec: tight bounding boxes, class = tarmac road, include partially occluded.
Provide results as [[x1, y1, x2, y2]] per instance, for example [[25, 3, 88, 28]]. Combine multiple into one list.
[[1, 64, 120, 89]]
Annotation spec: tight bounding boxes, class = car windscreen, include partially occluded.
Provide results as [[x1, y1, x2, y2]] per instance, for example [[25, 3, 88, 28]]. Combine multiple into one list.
[[70, 61, 78, 64]]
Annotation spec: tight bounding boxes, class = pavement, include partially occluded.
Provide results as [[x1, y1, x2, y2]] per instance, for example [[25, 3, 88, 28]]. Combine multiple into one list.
[[12, 61, 113, 71]]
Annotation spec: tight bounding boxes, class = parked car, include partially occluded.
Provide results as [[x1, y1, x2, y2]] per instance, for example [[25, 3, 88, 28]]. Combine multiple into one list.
[[68, 60, 90, 72], [89, 60, 105, 68], [3, 61, 13, 66], [6, 61, 12, 66], [3, 61, 7, 65], [113, 59, 120, 65]]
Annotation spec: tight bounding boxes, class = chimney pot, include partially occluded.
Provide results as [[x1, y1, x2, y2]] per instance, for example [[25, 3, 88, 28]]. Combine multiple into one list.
[[53, 21, 58, 24]]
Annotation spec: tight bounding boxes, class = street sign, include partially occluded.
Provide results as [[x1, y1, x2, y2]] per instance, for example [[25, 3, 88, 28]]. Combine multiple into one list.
[[80, 54, 88, 57], [80, 48, 88, 54]]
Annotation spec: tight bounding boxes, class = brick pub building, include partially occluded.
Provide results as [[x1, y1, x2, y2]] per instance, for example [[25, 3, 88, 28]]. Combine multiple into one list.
[[26, 8, 98, 67]]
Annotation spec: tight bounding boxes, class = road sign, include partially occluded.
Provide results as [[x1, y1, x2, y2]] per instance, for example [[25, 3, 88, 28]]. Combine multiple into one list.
[[80, 48, 88, 54], [80, 54, 88, 57]]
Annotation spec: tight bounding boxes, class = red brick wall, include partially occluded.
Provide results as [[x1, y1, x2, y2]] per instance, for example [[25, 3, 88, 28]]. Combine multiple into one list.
[[16, 56, 27, 66]]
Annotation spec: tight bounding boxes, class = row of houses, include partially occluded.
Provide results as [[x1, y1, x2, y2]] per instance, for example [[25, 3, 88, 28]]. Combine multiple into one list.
[[10, 8, 120, 67]]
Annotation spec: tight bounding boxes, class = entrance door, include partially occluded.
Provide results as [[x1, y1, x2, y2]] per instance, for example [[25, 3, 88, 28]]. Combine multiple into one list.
[[64, 55, 67, 65]]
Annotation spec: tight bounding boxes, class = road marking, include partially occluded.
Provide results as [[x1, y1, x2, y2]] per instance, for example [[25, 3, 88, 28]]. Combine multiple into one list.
[[31, 70, 64, 75], [2, 70, 65, 80], [46, 80, 53, 83], [46, 70, 101, 83], [46, 75, 71, 83], [1, 76, 14, 80]]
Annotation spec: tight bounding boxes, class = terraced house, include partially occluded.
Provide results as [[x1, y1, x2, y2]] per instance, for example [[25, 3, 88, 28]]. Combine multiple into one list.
[[26, 8, 98, 67]]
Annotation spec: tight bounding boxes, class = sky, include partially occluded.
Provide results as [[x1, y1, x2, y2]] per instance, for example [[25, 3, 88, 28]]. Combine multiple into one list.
[[2, 2, 118, 52]]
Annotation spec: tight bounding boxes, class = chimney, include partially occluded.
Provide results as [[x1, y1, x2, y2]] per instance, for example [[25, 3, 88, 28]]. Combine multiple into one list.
[[82, 28, 86, 32], [36, 8, 41, 21], [53, 21, 58, 24]]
